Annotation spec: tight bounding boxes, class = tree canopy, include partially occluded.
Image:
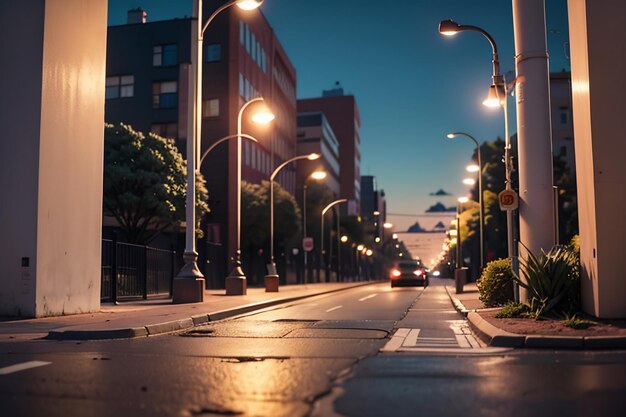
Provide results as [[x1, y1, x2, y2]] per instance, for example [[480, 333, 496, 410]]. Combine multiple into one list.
[[103, 123, 209, 244]]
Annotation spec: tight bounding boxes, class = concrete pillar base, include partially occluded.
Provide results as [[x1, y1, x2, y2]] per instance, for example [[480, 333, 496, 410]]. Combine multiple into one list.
[[264, 275, 279, 292], [172, 278, 205, 304], [225, 277, 247, 296]]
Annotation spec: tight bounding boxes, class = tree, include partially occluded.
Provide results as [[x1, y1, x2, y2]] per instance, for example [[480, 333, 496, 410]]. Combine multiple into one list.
[[103, 123, 209, 244], [240, 180, 301, 283]]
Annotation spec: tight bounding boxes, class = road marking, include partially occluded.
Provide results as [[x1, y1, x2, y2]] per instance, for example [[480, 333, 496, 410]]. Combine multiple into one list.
[[358, 294, 378, 302], [0, 361, 51, 376], [381, 326, 498, 354], [380, 328, 410, 352], [402, 329, 420, 347], [325, 305, 343, 313]]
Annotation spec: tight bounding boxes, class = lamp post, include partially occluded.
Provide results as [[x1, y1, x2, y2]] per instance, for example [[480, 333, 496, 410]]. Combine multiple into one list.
[[174, 0, 264, 303], [320, 199, 348, 282], [303, 171, 327, 284], [265, 153, 320, 292], [225, 97, 274, 296], [439, 19, 516, 296], [446, 132, 484, 269]]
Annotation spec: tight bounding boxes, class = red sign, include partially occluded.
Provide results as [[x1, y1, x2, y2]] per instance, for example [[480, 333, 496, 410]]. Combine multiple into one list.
[[302, 237, 314, 252], [498, 189, 519, 211]]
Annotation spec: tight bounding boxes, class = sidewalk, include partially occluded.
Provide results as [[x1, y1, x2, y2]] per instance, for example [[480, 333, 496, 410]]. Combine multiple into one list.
[[446, 282, 626, 349], [0, 281, 377, 342]]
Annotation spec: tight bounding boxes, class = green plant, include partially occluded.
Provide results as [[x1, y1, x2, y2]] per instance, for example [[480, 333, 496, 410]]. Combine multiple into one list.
[[514, 243, 580, 318], [495, 302, 530, 318], [563, 314, 591, 329], [477, 258, 514, 307]]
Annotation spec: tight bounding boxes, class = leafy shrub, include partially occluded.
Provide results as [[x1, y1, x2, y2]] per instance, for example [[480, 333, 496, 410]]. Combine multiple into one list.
[[477, 259, 514, 307], [495, 302, 530, 318], [514, 243, 580, 318], [563, 314, 591, 329]]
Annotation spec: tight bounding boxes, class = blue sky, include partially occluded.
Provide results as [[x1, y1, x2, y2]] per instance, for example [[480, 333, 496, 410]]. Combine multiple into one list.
[[108, 0, 570, 231]]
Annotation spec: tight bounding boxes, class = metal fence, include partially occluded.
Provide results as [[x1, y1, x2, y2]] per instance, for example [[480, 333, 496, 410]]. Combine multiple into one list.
[[101, 239, 176, 302]]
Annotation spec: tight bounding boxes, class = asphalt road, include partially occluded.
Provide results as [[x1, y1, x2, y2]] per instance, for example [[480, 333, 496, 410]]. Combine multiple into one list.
[[1, 279, 625, 417]]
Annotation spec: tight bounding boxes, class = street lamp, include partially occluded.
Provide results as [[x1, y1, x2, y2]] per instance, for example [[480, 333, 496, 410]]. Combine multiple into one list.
[[439, 20, 515, 275], [226, 97, 274, 295], [174, 0, 264, 303], [302, 170, 326, 284], [265, 153, 320, 292], [446, 131, 484, 270], [456, 196, 469, 268], [320, 198, 348, 282]]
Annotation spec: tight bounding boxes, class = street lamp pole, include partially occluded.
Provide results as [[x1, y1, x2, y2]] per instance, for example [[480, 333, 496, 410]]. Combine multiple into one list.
[[302, 171, 327, 284], [266, 153, 320, 292], [321, 199, 348, 282], [174, 0, 265, 303], [226, 96, 274, 295], [447, 132, 484, 269], [439, 19, 515, 280]]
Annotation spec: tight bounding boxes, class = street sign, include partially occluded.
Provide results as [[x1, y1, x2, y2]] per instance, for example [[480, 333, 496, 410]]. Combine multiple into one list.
[[302, 237, 314, 252], [498, 189, 519, 211]]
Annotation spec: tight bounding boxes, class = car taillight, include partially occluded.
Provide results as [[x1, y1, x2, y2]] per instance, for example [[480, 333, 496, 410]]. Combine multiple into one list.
[[414, 269, 423, 276], [391, 269, 401, 277]]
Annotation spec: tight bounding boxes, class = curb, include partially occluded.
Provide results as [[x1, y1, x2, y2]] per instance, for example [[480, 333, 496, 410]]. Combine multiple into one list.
[[45, 281, 377, 341], [466, 312, 626, 350]]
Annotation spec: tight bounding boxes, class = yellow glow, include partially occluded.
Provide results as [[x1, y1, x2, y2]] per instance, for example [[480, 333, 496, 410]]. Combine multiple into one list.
[[392, 233, 398, 239], [366, 249, 373, 257], [466, 164, 480, 173], [236, 0, 263, 11], [450, 238, 458, 245], [307, 153, 321, 160], [357, 244, 364, 251], [251, 109, 275, 124], [383, 222, 393, 229], [398, 252, 404, 257], [462, 178, 476, 185], [440, 31, 458, 37], [446, 133, 455, 138], [483, 85, 504, 108], [310, 170, 327, 180], [341, 235, 349, 243], [449, 229, 458, 237], [375, 237, 381, 243], [450, 219, 457, 226], [458, 196, 469, 203], [373, 211, 380, 216]]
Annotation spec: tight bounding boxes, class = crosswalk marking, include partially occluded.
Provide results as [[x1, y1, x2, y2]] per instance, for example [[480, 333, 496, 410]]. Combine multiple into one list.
[[381, 326, 508, 354], [0, 361, 51, 376]]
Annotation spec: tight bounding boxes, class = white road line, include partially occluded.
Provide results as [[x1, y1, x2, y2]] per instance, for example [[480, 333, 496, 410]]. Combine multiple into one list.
[[0, 361, 51, 376], [380, 328, 410, 352], [358, 294, 378, 302], [402, 329, 421, 347], [325, 305, 343, 313]]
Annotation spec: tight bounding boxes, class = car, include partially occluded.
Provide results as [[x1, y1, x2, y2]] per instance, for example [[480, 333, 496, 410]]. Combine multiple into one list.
[[389, 259, 429, 287]]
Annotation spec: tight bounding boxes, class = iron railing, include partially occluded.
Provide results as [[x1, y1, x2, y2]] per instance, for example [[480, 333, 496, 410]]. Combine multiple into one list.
[[101, 239, 176, 302]]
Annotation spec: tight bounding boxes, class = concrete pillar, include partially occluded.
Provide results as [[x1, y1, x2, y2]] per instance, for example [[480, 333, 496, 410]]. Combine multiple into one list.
[[567, 0, 626, 318], [512, 0, 556, 271], [0, 0, 107, 317]]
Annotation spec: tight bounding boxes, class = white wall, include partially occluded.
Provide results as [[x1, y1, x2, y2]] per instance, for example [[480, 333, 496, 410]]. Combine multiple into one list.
[[568, 0, 626, 318], [0, 0, 107, 317]]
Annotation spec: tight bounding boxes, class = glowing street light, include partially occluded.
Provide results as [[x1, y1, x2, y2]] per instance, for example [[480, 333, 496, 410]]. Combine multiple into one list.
[[466, 164, 480, 173], [383, 222, 394, 229], [175, 0, 265, 302], [462, 178, 476, 186], [267, 153, 320, 291], [341, 235, 349, 243]]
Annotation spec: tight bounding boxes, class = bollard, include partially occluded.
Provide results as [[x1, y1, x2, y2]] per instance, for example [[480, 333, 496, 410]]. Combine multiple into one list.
[[455, 267, 468, 294]]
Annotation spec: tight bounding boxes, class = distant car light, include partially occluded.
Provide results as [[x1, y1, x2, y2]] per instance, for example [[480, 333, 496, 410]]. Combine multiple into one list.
[[414, 270, 424, 276], [391, 269, 401, 278], [433, 271, 441, 277]]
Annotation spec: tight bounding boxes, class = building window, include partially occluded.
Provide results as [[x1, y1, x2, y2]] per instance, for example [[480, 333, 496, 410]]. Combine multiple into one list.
[[105, 75, 134, 99], [150, 122, 178, 139], [245, 24, 251, 54], [206, 44, 221, 63], [153, 44, 177, 67], [152, 81, 178, 109], [203, 99, 219, 118], [561, 112, 567, 125]]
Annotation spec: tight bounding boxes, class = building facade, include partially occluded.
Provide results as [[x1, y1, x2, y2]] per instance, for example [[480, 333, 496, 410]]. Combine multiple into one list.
[[297, 88, 361, 215], [296, 112, 341, 197], [105, 5, 297, 286], [550, 71, 575, 170]]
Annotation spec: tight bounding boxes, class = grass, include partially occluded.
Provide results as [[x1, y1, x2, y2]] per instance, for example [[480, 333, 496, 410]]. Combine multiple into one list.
[[563, 315, 592, 329], [495, 302, 530, 318]]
